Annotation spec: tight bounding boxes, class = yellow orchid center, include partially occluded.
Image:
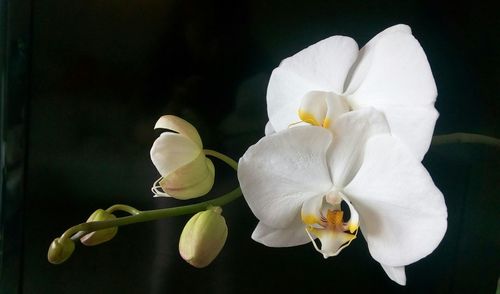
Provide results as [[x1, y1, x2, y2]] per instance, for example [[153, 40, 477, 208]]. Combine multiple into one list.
[[325, 209, 344, 230], [297, 91, 350, 129], [301, 191, 359, 258]]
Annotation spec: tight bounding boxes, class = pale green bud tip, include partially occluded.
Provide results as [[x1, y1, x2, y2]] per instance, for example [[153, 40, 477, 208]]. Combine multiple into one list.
[[80, 209, 118, 246], [47, 238, 75, 264], [179, 207, 228, 268], [207, 205, 222, 214]]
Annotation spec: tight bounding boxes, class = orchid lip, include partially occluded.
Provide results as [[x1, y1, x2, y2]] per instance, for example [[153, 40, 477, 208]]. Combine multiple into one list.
[[301, 190, 359, 258]]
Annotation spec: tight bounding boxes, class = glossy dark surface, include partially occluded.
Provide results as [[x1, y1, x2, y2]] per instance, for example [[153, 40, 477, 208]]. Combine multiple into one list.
[[1, 0, 498, 293]]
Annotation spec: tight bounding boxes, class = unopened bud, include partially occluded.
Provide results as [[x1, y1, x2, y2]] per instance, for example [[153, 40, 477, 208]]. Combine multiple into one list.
[[48, 237, 75, 264], [179, 207, 228, 268], [80, 209, 118, 246], [150, 115, 215, 200]]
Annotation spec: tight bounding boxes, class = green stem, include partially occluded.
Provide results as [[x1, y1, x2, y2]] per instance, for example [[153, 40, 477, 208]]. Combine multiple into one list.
[[61, 187, 241, 240], [432, 133, 500, 147], [203, 149, 239, 170], [70, 205, 141, 241], [60, 150, 241, 240], [106, 204, 141, 215]]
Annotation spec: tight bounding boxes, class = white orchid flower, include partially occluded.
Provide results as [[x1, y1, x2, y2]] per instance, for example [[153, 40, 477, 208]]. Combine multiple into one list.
[[238, 108, 447, 285], [266, 24, 438, 160], [150, 115, 215, 200]]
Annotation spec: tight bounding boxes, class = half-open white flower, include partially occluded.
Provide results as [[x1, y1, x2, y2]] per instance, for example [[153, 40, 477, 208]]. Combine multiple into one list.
[[238, 108, 447, 285], [266, 24, 438, 160], [150, 115, 215, 200]]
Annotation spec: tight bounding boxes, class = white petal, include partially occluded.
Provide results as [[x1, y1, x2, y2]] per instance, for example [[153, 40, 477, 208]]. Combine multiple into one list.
[[307, 227, 356, 258], [377, 105, 439, 160], [302, 193, 359, 258], [345, 26, 436, 108], [154, 115, 203, 148], [156, 156, 215, 200], [280, 36, 359, 92], [364, 24, 411, 49], [328, 108, 390, 188], [381, 264, 406, 286], [344, 26, 438, 159], [264, 121, 275, 136], [252, 221, 311, 247], [267, 68, 318, 132], [150, 132, 200, 177], [301, 193, 325, 224], [344, 134, 447, 266], [298, 91, 328, 126], [267, 36, 359, 132], [238, 126, 333, 228], [297, 91, 350, 129], [344, 24, 411, 94], [324, 93, 350, 129], [344, 24, 411, 93], [343, 197, 360, 233]]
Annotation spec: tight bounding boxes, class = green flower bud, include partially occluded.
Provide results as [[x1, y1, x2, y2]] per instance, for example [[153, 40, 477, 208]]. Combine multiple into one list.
[[179, 207, 228, 268], [80, 209, 118, 246], [47, 237, 75, 264]]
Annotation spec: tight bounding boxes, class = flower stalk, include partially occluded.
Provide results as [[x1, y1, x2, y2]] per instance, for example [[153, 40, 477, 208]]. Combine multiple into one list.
[[60, 186, 241, 241], [432, 132, 500, 147], [50, 149, 241, 263]]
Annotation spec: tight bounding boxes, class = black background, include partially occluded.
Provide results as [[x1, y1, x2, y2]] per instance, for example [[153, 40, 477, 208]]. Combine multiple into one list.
[[4, 0, 500, 293]]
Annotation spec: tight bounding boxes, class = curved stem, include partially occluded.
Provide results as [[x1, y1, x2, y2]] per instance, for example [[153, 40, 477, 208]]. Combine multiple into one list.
[[203, 149, 239, 170], [106, 204, 141, 215], [61, 187, 242, 240], [70, 205, 141, 241], [432, 133, 500, 147], [60, 150, 242, 240]]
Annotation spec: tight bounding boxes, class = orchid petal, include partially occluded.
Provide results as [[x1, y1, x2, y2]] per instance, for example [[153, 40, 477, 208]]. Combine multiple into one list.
[[344, 134, 447, 266], [301, 194, 326, 225], [343, 24, 411, 92], [345, 27, 436, 107], [381, 264, 407, 286], [238, 126, 333, 228], [267, 68, 318, 132], [150, 132, 201, 177], [264, 121, 275, 136], [298, 91, 328, 126], [157, 155, 215, 199], [154, 115, 203, 148], [324, 93, 350, 129], [344, 29, 437, 157], [298, 91, 350, 129], [343, 197, 360, 233], [267, 36, 359, 132], [362, 24, 411, 52], [280, 36, 359, 92], [306, 227, 356, 258], [252, 220, 311, 247], [377, 105, 439, 160], [328, 108, 390, 188], [302, 193, 359, 258]]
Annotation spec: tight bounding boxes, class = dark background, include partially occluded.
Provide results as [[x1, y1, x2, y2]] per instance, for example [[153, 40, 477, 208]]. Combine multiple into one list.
[[1, 0, 498, 293]]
